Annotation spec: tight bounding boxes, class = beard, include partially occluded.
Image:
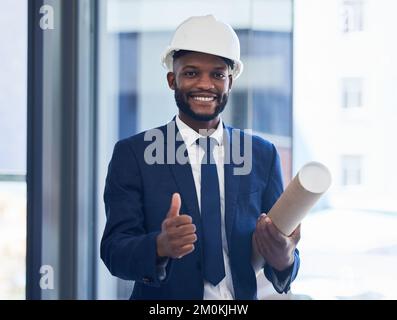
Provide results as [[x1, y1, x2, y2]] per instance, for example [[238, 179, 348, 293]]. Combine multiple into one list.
[[174, 86, 229, 121]]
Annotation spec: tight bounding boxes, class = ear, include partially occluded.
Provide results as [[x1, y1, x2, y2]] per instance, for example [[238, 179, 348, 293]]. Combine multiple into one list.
[[167, 72, 176, 90]]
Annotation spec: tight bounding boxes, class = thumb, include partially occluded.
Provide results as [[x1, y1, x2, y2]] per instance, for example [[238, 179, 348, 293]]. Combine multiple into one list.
[[167, 193, 181, 218]]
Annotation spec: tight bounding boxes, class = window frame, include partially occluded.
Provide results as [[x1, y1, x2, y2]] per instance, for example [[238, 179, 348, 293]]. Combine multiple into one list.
[[27, 0, 98, 299]]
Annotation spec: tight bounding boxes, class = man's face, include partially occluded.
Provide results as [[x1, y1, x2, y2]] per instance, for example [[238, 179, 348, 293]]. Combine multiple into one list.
[[167, 52, 233, 122]]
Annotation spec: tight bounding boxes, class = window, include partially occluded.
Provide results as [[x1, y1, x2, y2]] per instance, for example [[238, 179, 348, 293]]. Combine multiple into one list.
[[0, 0, 27, 299], [341, 77, 363, 108], [294, 0, 397, 299], [341, 155, 362, 186], [341, 0, 364, 33], [27, 0, 97, 299], [249, 31, 292, 137]]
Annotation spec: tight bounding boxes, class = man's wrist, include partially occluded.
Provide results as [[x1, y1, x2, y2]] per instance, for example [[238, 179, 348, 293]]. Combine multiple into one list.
[[274, 254, 294, 273], [156, 233, 166, 257]]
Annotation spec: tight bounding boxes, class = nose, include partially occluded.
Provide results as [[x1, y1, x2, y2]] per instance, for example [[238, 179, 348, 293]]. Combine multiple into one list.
[[196, 73, 215, 91]]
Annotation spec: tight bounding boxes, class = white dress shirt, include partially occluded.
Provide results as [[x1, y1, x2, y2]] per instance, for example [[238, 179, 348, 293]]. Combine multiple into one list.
[[175, 115, 235, 300]]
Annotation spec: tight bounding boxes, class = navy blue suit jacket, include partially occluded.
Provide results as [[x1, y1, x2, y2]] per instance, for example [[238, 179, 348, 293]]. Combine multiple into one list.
[[101, 120, 300, 299]]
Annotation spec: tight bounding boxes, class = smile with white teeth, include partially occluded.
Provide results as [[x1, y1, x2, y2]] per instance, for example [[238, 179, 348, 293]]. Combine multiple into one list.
[[191, 96, 216, 101]]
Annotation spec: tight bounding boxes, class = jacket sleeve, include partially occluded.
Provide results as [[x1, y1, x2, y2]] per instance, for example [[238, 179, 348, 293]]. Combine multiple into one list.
[[263, 250, 300, 294], [100, 139, 163, 287], [261, 143, 301, 293]]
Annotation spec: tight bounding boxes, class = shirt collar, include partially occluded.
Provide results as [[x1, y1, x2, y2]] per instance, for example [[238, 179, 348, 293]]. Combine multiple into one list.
[[175, 115, 224, 147]]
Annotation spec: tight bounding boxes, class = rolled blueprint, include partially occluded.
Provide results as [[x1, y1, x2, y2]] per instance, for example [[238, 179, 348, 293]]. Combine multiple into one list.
[[267, 161, 331, 236]]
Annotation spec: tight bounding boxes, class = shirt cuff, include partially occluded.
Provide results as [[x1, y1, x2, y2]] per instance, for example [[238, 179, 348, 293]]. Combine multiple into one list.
[[156, 257, 169, 281], [265, 261, 294, 294]]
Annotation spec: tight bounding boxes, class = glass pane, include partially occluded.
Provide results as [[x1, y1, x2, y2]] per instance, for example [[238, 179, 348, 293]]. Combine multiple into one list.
[[97, 0, 293, 299], [0, 0, 27, 299], [341, 77, 363, 108], [294, 0, 397, 299]]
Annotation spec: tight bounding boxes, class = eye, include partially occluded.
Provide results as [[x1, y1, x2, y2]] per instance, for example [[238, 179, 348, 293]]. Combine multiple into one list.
[[184, 71, 197, 77], [213, 72, 226, 80]]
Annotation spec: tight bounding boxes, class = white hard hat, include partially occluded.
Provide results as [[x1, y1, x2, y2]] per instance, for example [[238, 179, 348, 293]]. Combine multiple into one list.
[[161, 15, 244, 79]]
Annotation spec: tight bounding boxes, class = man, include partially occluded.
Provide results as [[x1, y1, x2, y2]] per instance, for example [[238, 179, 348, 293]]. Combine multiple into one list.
[[101, 14, 300, 300]]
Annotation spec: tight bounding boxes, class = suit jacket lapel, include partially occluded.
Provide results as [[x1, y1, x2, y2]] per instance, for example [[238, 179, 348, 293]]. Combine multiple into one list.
[[164, 121, 201, 226]]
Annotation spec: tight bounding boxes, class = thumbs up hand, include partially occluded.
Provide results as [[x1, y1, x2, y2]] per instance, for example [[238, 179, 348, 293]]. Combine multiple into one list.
[[156, 193, 197, 259]]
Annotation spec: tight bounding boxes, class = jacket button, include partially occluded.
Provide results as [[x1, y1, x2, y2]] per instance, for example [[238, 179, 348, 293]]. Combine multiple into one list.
[[143, 277, 152, 283]]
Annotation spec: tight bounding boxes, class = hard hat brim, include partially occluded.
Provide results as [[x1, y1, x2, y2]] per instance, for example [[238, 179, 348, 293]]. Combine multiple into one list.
[[161, 47, 243, 80]]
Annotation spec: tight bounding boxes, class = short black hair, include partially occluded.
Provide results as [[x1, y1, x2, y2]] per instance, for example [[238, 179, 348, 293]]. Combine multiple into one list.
[[172, 50, 234, 70]]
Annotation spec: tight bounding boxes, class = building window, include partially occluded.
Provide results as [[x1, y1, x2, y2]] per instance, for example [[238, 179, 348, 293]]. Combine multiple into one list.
[[341, 77, 363, 108], [341, 0, 364, 33], [341, 155, 362, 186]]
